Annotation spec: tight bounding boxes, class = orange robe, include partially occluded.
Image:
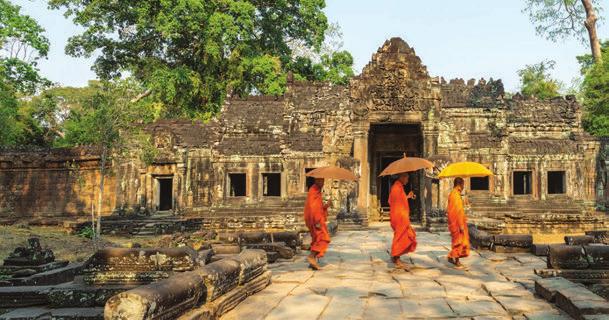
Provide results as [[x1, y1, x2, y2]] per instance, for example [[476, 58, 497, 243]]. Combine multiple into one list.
[[447, 189, 470, 258], [389, 180, 417, 257], [304, 184, 330, 258]]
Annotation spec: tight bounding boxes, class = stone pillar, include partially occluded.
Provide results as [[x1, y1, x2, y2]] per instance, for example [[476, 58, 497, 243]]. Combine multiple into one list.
[[353, 123, 370, 217]]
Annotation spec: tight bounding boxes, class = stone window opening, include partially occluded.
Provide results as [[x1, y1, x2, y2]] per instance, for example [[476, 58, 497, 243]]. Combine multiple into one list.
[[470, 177, 489, 191], [513, 171, 532, 195], [547, 171, 566, 194], [262, 173, 281, 197], [228, 173, 247, 197], [156, 177, 173, 211], [305, 168, 316, 191]]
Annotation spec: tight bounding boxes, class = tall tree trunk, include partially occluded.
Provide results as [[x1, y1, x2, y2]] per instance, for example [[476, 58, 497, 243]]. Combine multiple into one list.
[[581, 0, 602, 63], [96, 147, 107, 241]]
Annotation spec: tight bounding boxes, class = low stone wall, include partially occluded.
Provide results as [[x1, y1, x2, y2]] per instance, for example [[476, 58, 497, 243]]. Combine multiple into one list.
[[536, 277, 609, 319]]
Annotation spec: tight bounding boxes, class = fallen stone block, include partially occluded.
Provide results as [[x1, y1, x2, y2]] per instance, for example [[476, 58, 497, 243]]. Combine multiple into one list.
[[492, 245, 530, 253], [0, 285, 53, 308], [244, 243, 294, 259], [197, 249, 213, 266], [565, 235, 596, 246], [210, 254, 238, 263], [585, 245, 609, 269], [0, 263, 83, 287], [210, 244, 241, 255], [104, 270, 207, 320], [2, 238, 56, 267], [492, 234, 533, 248], [50, 307, 104, 320], [266, 251, 279, 264], [48, 282, 137, 308], [555, 286, 609, 320], [586, 231, 609, 244], [228, 249, 267, 285], [0, 307, 51, 320], [177, 270, 272, 320], [238, 232, 269, 245], [535, 277, 583, 302], [547, 245, 589, 269], [196, 259, 241, 302], [535, 269, 609, 284], [532, 244, 551, 256], [83, 247, 198, 285], [217, 232, 241, 243], [468, 224, 493, 249], [269, 232, 302, 250]]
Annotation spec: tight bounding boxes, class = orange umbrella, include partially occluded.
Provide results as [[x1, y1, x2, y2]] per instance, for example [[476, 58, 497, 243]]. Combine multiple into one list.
[[438, 162, 493, 178], [306, 166, 357, 181], [379, 156, 434, 176]]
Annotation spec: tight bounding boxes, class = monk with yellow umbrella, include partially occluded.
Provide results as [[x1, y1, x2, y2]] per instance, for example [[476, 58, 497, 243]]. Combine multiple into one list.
[[379, 156, 433, 270], [438, 162, 493, 268], [304, 166, 357, 270]]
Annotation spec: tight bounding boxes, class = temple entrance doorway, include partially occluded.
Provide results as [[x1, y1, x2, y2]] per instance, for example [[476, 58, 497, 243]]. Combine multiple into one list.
[[155, 176, 173, 211], [369, 124, 424, 222]]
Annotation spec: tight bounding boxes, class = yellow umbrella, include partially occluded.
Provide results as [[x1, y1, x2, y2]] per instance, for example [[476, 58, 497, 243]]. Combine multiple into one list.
[[438, 162, 493, 178], [306, 166, 357, 181], [379, 156, 434, 176]]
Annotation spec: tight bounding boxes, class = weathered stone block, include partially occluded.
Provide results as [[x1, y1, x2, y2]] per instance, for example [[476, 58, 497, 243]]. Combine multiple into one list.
[[535, 277, 582, 302], [586, 231, 609, 244], [83, 247, 198, 285], [269, 232, 301, 250], [492, 234, 533, 248], [238, 232, 269, 244], [197, 249, 213, 265], [555, 286, 609, 320], [548, 245, 589, 269], [48, 283, 137, 308], [228, 249, 267, 285], [0, 285, 52, 308], [585, 245, 609, 269], [266, 251, 279, 264], [565, 235, 595, 246], [104, 270, 207, 320], [0, 263, 83, 287], [210, 244, 241, 255], [244, 243, 294, 259], [469, 224, 493, 249], [0, 307, 51, 320], [492, 245, 530, 253], [196, 259, 241, 302], [532, 244, 551, 256], [535, 269, 609, 284], [2, 238, 55, 267]]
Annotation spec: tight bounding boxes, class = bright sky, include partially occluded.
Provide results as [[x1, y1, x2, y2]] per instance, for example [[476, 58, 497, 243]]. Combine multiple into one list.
[[15, 0, 609, 92]]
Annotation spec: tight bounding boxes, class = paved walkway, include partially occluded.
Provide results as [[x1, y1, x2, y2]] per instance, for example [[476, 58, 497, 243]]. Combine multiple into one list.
[[222, 224, 571, 320]]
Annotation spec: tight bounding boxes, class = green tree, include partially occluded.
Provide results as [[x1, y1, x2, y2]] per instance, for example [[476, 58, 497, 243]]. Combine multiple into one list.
[[580, 43, 609, 136], [523, 0, 603, 63], [49, 0, 331, 119], [56, 78, 159, 239], [517, 60, 562, 100], [0, 0, 50, 146]]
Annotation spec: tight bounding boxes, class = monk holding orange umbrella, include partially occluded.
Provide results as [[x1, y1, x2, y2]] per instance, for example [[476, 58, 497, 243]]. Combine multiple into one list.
[[439, 161, 493, 268], [304, 166, 357, 270], [380, 156, 433, 270]]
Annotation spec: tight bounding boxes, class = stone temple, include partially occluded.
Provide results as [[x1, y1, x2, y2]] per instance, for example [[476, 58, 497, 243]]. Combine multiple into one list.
[[1, 37, 609, 233]]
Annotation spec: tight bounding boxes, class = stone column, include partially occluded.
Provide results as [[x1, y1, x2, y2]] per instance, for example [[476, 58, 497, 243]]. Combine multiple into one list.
[[353, 123, 370, 217]]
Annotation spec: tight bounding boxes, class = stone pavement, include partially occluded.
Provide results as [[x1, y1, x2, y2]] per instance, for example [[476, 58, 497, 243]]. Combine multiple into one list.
[[222, 224, 572, 320]]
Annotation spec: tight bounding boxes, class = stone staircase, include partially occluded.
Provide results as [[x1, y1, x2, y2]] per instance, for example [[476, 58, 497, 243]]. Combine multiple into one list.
[[336, 209, 369, 230]]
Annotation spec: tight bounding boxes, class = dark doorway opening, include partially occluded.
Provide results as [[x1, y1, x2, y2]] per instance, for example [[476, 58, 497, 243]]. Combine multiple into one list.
[[470, 177, 489, 191], [228, 173, 247, 197], [547, 171, 566, 194], [305, 168, 316, 191], [369, 123, 423, 222], [513, 171, 532, 195], [158, 178, 173, 211], [262, 173, 281, 197]]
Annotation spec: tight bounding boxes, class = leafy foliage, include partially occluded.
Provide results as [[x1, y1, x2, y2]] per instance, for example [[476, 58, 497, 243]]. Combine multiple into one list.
[[517, 60, 562, 100], [581, 45, 609, 136], [48, 0, 341, 119], [77, 226, 94, 239], [523, 0, 603, 44], [0, 0, 51, 146]]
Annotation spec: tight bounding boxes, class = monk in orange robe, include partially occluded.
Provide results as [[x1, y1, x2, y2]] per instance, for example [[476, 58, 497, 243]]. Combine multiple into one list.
[[389, 173, 417, 270], [304, 178, 331, 270], [447, 177, 470, 267]]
